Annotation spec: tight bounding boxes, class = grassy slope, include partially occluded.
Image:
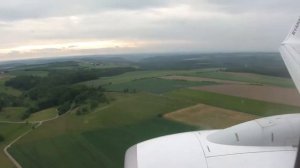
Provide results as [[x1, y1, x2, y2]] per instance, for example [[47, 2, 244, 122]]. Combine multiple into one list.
[[9, 93, 197, 168], [7, 68, 299, 168], [26, 108, 58, 122], [83, 69, 294, 88], [188, 71, 294, 88], [167, 89, 300, 116], [0, 107, 26, 122], [10, 118, 194, 168], [0, 77, 22, 96], [82, 69, 215, 87], [8, 71, 48, 77], [105, 78, 217, 93], [0, 123, 32, 168]]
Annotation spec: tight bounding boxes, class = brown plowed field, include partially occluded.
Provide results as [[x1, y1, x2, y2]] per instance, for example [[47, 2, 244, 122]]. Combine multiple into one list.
[[164, 104, 258, 129], [192, 84, 300, 107]]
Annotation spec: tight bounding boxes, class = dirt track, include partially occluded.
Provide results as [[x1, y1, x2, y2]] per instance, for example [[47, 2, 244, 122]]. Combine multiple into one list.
[[192, 84, 300, 107], [164, 104, 258, 129]]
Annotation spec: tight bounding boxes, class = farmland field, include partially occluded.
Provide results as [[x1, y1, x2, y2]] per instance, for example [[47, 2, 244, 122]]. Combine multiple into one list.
[[8, 70, 49, 77], [161, 75, 246, 84], [10, 118, 195, 168], [1, 54, 299, 168], [9, 92, 198, 168], [0, 77, 22, 96], [26, 108, 58, 122], [166, 89, 300, 116], [192, 84, 300, 107], [105, 78, 217, 93], [82, 69, 216, 87], [0, 123, 32, 168], [185, 71, 295, 88], [0, 107, 26, 122], [164, 104, 258, 129]]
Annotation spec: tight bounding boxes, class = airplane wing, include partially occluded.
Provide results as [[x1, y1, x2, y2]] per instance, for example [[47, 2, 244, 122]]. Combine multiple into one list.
[[280, 17, 300, 92], [124, 17, 300, 168]]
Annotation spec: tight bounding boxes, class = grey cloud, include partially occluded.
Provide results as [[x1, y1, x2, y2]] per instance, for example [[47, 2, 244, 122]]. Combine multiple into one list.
[[0, 0, 299, 59], [206, 0, 300, 14], [0, 0, 172, 21]]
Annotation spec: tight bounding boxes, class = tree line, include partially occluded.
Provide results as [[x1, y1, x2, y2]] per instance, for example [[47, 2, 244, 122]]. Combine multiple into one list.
[[4, 68, 135, 119]]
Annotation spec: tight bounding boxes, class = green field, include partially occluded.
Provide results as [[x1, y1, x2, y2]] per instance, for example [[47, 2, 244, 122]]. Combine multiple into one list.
[[83, 69, 294, 88], [78, 61, 133, 69], [0, 107, 26, 122], [0, 77, 22, 96], [9, 92, 198, 168], [9, 86, 300, 168], [0, 123, 32, 168], [8, 71, 49, 77], [82, 69, 215, 87], [188, 71, 294, 88], [10, 118, 195, 168], [167, 89, 300, 116], [26, 108, 58, 122], [105, 78, 217, 93], [2, 65, 299, 168]]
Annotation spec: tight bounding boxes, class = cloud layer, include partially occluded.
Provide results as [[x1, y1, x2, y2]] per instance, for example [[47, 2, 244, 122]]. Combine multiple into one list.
[[0, 0, 299, 61]]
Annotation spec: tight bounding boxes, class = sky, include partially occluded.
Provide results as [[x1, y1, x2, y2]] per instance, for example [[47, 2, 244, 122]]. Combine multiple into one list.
[[0, 0, 299, 61]]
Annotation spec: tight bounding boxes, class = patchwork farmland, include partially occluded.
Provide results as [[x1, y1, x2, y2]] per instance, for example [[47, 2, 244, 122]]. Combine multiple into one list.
[[192, 84, 300, 107], [0, 54, 299, 168]]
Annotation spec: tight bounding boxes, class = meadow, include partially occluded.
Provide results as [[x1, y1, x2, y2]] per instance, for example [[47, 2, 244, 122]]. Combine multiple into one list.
[[81, 69, 215, 87], [0, 123, 32, 168], [167, 89, 300, 116], [105, 78, 217, 93], [0, 77, 22, 96], [0, 107, 26, 122], [9, 93, 198, 168], [0, 55, 298, 168], [164, 104, 258, 129], [187, 71, 295, 88]]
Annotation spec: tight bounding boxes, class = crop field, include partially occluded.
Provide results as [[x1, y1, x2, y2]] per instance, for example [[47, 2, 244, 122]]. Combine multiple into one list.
[[161, 75, 246, 84], [78, 61, 133, 69], [186, 71, 295, 88], [0, 123, 32, 168], [193, 84, 300, 107], [166, 89, 300, 117], [10, 118, 195, 168], [0, 77, 22, 96], [8, 70, 49, 77], [0, 107, 26, 122], [105, 78, 217, 93], [9, 93, 198, 168], [26, 108, 58, 122], [82, 69, 214, 87], [164, 104, 258, 129], [1, 58, 299, 168]]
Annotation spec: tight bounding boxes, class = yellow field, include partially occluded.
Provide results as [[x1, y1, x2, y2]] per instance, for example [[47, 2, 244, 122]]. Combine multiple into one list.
[[164, 104, 258, 129]]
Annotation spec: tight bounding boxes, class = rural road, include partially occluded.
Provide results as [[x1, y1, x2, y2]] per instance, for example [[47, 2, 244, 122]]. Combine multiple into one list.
[[1, 112, 60, 168]]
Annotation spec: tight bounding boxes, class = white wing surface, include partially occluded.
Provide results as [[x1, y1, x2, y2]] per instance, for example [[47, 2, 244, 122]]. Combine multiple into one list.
[[280, 17, 300, 92]]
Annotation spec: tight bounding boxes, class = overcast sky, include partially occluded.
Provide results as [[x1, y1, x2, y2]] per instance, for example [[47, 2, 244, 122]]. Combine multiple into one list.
[[0, 0, 299, 61]]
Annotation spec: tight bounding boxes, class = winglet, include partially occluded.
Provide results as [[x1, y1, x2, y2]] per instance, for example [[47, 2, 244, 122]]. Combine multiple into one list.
[[279, 17, 300, 93], [284, 16, 300, 42]]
